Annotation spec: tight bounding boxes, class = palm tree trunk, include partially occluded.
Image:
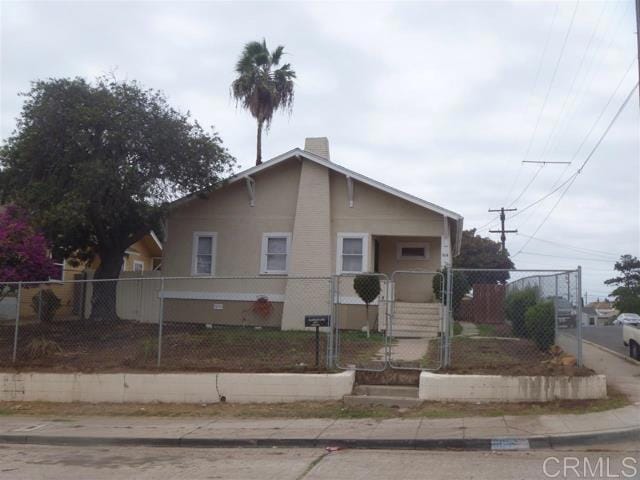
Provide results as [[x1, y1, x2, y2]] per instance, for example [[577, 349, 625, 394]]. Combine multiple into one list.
[[256, 120, 263, 165]]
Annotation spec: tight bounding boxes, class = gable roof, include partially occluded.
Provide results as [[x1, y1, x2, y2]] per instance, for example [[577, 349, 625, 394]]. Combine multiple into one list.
[[171, 148, 464, 253]]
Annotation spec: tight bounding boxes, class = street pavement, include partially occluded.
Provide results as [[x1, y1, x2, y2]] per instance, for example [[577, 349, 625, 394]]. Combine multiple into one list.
[[582, 326, 627, 357], [0, 442, 638, 479]]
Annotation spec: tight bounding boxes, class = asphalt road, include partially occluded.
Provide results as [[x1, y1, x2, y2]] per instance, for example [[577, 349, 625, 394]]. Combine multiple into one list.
[[0, 443, 638, 480], [581, 326, 627, 357]]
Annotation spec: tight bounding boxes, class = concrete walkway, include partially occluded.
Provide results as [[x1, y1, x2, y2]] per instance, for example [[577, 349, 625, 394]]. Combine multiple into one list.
[[459, 322, 479, 336], [0, 405, 638, 449]]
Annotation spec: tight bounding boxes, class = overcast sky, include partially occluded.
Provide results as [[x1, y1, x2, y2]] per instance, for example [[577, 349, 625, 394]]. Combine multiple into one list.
[[1, 0, 638, 299]]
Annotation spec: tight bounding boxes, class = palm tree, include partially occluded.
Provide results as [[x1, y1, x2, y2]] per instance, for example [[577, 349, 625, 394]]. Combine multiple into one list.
[[231, 40, 296, 165]]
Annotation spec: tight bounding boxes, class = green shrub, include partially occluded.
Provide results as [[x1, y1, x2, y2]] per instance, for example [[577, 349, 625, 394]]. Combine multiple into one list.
[[525, 301, 555, 351], [31, 289, 61, 323], [433, 268, 470, 316], [504, 287, 538, 338]]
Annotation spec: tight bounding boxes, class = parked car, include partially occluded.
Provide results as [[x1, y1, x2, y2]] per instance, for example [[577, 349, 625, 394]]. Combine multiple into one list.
[[613, 313, 640, 326], [622, 324, 640, 360]]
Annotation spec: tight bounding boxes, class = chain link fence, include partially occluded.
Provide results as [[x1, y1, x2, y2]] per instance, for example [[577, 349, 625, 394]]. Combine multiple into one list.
[[444, 268, 584, 374], [1, 274, 383, 373], [1, 267, 585, 374]]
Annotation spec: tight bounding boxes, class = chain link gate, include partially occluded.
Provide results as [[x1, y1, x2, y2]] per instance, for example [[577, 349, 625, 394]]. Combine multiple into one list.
[[332, 271, 446, 371], [388, 271, 445, 370]]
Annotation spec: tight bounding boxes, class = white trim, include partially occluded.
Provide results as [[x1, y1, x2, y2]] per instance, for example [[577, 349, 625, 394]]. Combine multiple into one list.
[[397, 242, 430, 260], [336, 233, 369, 274], [160, 291, 285, 302], [149, 230, 163, 251], [260, 233, 292, 275], [133, 260, 145, 272], [245, 176, 256, 207], [191, 231, 217, 276], [169, 148, 463, 254], [346, 176, 354, 208]]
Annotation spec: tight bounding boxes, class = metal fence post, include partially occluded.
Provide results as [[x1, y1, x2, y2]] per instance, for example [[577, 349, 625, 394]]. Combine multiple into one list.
[[327, 276, 334, 369], [444, 268, 453, 368], [576, 267, 583, 367], [157, 277, 165, 368], [12, 282, 22, 363]]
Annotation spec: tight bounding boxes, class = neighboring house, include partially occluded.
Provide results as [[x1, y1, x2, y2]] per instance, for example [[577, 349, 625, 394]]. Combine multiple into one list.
[[15, 232, 162, 321], [582, 306, 598, 326], [162, 137, 463, 331], [586, 302, 618, 326]]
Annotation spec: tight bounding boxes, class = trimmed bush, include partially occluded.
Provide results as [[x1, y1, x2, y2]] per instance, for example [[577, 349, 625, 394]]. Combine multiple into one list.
[[433, 268, 470, 316], [353, 274, 381, 338], [504, 287, 538, 338], [31, 289, 61, 323], [525, 300, 555, 351]]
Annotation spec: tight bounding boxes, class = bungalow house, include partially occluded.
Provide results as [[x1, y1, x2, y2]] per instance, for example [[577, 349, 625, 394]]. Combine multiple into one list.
[[162, 137, 463, 332]]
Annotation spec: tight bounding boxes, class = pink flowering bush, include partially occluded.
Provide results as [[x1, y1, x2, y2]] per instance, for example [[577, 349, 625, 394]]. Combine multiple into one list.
[[0, 206, 57, 285]]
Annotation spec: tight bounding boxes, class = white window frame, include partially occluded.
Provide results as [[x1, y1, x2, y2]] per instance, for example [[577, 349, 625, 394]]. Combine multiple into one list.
[[133, 260, 145, 272], [336, 233, 369, 274], [192, 231, 217, 276], [397, 242, 430, 260], [260, 233, 291, 275]]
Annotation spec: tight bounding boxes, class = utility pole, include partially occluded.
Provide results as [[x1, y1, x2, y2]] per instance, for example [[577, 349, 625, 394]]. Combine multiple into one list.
[[489, 207, 518, 252]]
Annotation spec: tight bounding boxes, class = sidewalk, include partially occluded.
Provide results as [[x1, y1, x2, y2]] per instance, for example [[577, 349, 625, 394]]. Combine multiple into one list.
[[0, 337, 637, 451], [0, 405, 638, 450]]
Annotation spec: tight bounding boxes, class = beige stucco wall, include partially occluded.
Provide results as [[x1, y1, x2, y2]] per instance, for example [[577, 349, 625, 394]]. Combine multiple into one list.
[[164, 299, 283, 328], [376, 236, 441, 302], [164, 158, 301, 279]]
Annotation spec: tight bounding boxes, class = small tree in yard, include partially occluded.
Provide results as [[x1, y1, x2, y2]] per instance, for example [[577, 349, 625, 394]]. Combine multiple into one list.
[[504, 287, 538, 338], [525, 301, 555, 351], [1, 77, 235, 321], [353, 274, 381, 338], [433, 268, 470, 317], [0, 206, 57, 299]]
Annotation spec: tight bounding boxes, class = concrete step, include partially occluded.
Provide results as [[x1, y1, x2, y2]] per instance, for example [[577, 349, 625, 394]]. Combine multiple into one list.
[[343, 394, 422, 408], [393, 317, 441, 328], [395, 302, 441, 315], [391, 330, 440, 339], [353, 385, 419, 398], [392, 324, 441, 333], [393, 312, 441, 322]]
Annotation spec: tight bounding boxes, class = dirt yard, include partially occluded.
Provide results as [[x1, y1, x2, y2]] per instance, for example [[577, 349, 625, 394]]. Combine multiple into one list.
[[427, 337, 594, 376], [0, 320, 383, 373]]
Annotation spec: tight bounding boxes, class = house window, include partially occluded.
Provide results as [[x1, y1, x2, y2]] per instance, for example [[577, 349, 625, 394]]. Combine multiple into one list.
[[261, 233, 291, 274], [397, 242, 429, 260], [337, 233, 369, 274], [192, 232, 217, 275], [133, 260, 145, 272]]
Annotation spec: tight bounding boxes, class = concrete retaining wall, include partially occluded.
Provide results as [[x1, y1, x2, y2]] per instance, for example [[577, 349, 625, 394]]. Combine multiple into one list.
[[419, 372, 607, 402], [0, 371, 355, 404]]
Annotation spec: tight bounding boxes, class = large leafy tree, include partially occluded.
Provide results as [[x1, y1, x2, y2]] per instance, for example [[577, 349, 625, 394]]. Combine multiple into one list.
[[0, 206, 56, 299], [605, 254, 640, 314], [454, 229, 515, 284], [1, 77, 235, 320], [231, 39, 296, 165]]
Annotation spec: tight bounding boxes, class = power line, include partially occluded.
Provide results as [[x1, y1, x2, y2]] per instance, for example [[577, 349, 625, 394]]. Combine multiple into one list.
[[515, 233, 620, 259], [513, 81, 639, 256], [518, 251, 616, 263], [502, 2, 561, 206]]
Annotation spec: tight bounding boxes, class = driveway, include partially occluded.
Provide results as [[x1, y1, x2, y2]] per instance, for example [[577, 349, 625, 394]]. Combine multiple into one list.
[[581, 325, 627, 356]]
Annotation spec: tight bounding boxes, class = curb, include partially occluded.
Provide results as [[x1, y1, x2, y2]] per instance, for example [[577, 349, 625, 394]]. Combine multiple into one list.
[[0, 427, 637, 451], [582, 339, 640, 367]]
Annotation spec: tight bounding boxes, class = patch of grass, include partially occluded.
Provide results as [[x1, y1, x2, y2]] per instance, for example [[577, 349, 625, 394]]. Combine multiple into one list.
[[0, 388, 628, 419], [453, 322, 463, 336], [476, 324, 496, 337]]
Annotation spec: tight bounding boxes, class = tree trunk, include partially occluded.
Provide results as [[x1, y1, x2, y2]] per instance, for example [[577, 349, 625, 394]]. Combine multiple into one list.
[[256, 120, 263, 165], [89, 250, 123, 322]]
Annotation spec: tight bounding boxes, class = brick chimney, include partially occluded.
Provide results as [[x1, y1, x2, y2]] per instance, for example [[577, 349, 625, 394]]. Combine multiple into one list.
[[303, 137, 330, 161]]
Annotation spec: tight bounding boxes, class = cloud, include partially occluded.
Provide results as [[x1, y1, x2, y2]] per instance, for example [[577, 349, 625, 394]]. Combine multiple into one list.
[[1, 0, 637, 296]]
